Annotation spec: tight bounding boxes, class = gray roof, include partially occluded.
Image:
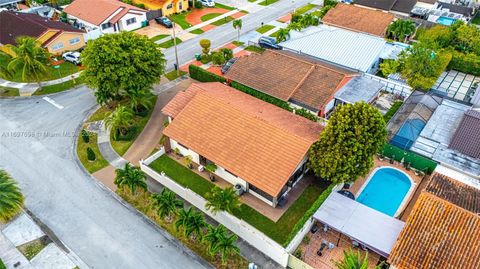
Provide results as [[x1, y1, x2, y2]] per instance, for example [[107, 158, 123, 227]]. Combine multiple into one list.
[[0, 0, 21, 5], [280, 25, 386, 72], [334, 76, 384, 104]]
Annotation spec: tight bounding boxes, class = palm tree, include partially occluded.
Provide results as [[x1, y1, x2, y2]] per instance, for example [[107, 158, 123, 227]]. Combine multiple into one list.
[[151, 189, 183, 222], [287, 22, 303, 32], [129, 89, 155, 114], [114, 163, 148, 195], [334, 249, 381, 269], [276, 28, 291, 43], [0, 170, 24, 222], [175, 207, 207, 241], [203, 224, 228, 256], [387, 19, 416, 42], [3, 36, 48, 83], [205, 186, 241, 214], [212, 232, 240, 265], [232, 19, 242, 42], [104, 105, 135, 140]]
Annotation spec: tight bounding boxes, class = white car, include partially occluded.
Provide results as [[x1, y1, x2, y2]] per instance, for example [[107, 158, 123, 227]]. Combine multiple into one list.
[[62, 51, 81, 65], [200, 0, 215, 7]]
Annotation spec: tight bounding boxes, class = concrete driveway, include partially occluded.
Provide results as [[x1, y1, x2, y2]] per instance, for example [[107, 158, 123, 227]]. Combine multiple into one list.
[[0, 87, 212, 269]]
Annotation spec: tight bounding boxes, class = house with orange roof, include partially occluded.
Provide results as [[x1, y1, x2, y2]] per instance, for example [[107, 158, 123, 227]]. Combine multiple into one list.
[[161, 82, 323, 207], [133, 0, 189, 16], [64, 0, 147, 35]]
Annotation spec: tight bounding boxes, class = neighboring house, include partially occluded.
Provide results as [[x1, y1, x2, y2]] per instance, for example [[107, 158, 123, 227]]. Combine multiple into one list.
[[354, 0, 418, 16], [133, 0, 189, 16], [20, 6, 56, 19], [64, 0, 147, 35], [0, 0, 21, 9], [0, 10, 85, 54], [388, 173, 480, 269], [161, 82, 323, 207], [322, 4, 395, 37]]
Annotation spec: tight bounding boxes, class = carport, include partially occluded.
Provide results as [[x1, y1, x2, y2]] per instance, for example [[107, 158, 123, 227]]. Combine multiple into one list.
[[313, 192, 405, 257]]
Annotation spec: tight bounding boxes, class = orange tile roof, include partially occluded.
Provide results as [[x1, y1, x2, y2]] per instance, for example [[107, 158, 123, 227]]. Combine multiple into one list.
[[64, 0, 145, 26], [162, 83, 323, 197], [225, 50, 355, 112], [389, 178, 480, 269], [322, 4, 394, 37]]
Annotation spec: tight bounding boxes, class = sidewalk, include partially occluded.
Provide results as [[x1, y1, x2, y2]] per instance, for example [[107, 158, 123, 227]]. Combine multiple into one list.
[[0, 72, 82, 96]]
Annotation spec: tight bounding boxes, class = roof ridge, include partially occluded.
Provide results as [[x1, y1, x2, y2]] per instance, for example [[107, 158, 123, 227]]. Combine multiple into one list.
[[275, 50, 352, 75], [288, 65, 315, 100]]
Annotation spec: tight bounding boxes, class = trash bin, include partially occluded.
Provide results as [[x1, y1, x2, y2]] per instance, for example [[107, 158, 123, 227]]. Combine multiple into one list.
[[195, 53, 201, 61]]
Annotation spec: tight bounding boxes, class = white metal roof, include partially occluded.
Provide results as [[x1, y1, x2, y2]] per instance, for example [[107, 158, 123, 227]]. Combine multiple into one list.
[[313, 192, 405, 257], [280, 25, 386, 72]]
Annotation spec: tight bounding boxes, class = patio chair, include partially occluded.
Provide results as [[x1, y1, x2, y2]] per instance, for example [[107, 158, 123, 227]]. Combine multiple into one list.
[[316, 242, 327, 256]]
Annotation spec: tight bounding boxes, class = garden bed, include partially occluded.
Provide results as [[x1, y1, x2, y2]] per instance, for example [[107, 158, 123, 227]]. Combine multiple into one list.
[[77, 130, 108, 174], [0, 86, 19, 97]]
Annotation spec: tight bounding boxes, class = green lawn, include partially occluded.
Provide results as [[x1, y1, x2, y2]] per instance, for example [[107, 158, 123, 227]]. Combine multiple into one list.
[[33, 76, 85, 95], [256, 24, 275, 34], [232, 41, 245, 46], [471, 17, 480, 25], [295, 3, 317, 14], [149, 154, 331, 246], [3, 61, 80, 83], [211, 16, 234, 26], [199, 13, 234, 26], [151, 34, 170, 42], [77, 131, 109, 174], [190, 28, 204, 34], [244, 45, 265, 53], [158, 37, 182, 49], [201, 13, 222, 22], [258, 0, 279, 6], [214, 2, 235, 10], [269, 30, 280, 37], [0, 86, 19, 97], [168, 11, 205, 34], [165, 70, 187, 81]]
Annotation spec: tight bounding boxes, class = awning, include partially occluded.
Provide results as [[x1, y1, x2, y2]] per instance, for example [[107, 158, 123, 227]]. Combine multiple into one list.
[[313, 192, 405, 257]]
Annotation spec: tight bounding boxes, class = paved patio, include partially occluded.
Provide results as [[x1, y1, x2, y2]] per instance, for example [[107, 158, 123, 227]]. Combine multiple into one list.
[[431, 70, 479, 103]]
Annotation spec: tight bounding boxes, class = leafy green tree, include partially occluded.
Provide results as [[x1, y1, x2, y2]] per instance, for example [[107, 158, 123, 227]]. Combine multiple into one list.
[[453, 23, 480, 54], [3, 37, 48, 82], [129, 89, 155, 114], [220, 48, 233, 62], [212, 231, 240, 264], [205, 186, 241, 214], [276, 28, 291, 43], [104, 105, 135, 140], [387, 19, 416, 42], [309, 102, 387, 183], [299, 13, 319, 28], [0, 170, 24, 222], [80, 32, 165, 105], [211, 51, 226, 65], [151, 189, 183, 222], [175, 207, 207, 241], [114, 164, 147, 195], [232, 19, 242, 41], [334, 249, 382, 269], [379, 59, 400, 77], [417, 25, 454, 49], [287, 22, 303, 32]]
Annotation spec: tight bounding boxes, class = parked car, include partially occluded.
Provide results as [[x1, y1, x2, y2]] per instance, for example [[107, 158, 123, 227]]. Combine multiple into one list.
[[200, 0, 215, 7], [258, 36, 281, 50], [221, 57, 237, 74], [62, 51, 81, 65], [155, 17, 173, 28]]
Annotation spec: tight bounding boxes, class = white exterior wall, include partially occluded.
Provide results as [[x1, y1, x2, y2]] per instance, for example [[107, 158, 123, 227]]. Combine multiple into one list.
[[118, 12, 146, 32], [170, 138, 200, 164]]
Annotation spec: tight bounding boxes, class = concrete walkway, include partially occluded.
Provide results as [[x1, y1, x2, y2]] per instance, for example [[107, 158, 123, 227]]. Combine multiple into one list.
[[0, 72, 82, 96]]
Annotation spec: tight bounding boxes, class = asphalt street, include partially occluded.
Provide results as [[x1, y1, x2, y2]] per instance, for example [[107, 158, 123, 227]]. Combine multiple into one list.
[[0, 87, 212, 269]]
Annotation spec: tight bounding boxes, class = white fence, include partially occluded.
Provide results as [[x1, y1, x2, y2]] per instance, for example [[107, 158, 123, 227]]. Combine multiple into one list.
[[363, 73, 412, 99], [140, 152, 290, 267], [83, 29, 102, 41]]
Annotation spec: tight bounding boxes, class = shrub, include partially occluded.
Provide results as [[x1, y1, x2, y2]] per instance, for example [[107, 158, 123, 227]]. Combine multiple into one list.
[[189, 65, 226, 83], [0, 258, 5, 269], [199, 39, 211, 55], [200, 54, 211, 64], [220, 48, 233, 62], [448, 51, 480, 76], [114, 126, 137, 141], [194, 0, 203, 9], [211, 51, 226, 65], [294, 108, 318, 122], [86, 147, 96, 161], [81, 129, 90, 143], [230, 81, 293, 111]]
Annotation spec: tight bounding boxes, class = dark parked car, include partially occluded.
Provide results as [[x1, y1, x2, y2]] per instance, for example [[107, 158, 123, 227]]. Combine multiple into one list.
[[155, 17, 173, 28], [258, 36, 281, 50], [221, 57, 237, 74]]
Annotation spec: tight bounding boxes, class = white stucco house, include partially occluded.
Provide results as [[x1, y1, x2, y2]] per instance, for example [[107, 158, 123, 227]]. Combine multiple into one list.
[[64, 0, 146, 38], [161, 82, 324, 207]]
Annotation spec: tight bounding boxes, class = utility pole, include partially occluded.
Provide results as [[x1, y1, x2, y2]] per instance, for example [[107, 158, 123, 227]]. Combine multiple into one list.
[[172, 22, 180, 77]]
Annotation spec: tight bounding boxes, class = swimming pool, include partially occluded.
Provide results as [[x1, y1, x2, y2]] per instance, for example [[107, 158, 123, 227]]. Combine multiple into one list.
[[390, 118, 426, 149], [437, 16, 456, 26], [356, 167, 413, 217]]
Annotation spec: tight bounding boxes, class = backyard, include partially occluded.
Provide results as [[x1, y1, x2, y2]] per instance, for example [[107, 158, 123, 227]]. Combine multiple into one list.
[[149, 154, 332, 246]]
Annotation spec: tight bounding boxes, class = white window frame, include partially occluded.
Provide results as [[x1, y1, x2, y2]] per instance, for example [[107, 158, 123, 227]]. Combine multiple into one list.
[[52, 42, 64, 51], [69, 37, 80, 45], [126, 17, 136, 25]]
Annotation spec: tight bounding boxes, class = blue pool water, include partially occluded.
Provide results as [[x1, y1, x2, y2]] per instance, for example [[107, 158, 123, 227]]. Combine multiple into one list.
[[437, 16, 456, 26], [390, 118, 426, 149], [356, 167, 411, 216]]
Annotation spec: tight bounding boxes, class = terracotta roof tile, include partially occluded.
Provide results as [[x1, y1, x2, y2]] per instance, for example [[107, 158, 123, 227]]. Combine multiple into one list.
[[162, 83, 323, 197], [225, 50, 355, 112], [64, 0, 145, 26], [449, 110, 480, 159], [322, 4, 394, 37]]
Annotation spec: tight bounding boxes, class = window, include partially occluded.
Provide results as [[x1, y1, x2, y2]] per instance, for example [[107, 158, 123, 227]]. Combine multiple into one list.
[[179, 1, 182, 9], [126, 17, 136, 25], [167, 3, 173, 9], [51, 42, 64, 51], [69, 37, 80, 45], [101, 22, 113, 30]]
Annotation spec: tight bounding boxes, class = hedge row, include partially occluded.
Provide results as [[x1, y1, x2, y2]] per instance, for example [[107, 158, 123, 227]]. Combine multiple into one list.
[[294, 108, 318, 122], [448, 51, 480, 76], [383, 101, 404, 123], [189, 64, 226, 83], [382, 144, 437, 174], [230, 81, 293, 111]]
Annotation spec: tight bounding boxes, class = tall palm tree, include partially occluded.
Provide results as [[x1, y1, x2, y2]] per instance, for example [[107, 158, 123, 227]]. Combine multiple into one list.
[[4, 36, 48, 83], [205, 186, 241, 214], [276, 28, 291, 43], [0, 170, 24, 222], [388, 19, 416, 42], [104, 105, 135, 140], [151, 188, 183, 222], [175, 207, 207, 241], [114, 163, 148, 195], [212, 232, 240, 265], [287, 22, 303, 32], [203, 224, 227, 256], [232, 19, 242, 42], [334, 249, 381, 269]]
